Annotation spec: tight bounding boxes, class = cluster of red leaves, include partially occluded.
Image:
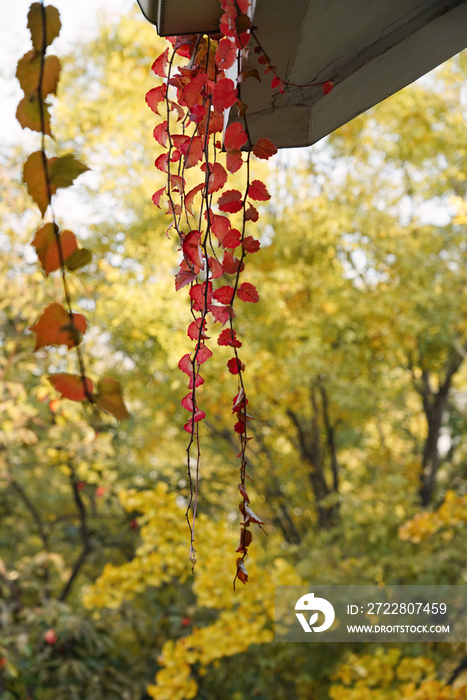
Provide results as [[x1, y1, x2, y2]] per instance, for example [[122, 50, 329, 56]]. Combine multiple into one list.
[[146, 0, 279, 585], [18, 3, 129, 421]]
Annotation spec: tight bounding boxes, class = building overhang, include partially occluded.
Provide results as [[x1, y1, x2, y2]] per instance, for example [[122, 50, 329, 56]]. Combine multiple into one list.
[[137, 0, 467, 148]]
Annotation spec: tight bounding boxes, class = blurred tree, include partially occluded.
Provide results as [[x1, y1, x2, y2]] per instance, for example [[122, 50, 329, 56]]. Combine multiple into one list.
[[4, 7, 467, 699]]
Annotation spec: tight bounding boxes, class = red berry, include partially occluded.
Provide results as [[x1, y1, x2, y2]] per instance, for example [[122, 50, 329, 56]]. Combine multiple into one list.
[[181, 616, 191, 627], [44, 629, 57, 644]]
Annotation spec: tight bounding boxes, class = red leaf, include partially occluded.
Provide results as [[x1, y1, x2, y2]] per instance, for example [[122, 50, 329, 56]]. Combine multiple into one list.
[[182, 230, 204, 270], [202, 162, 227, 194], [175, 268, 198, 290], [207, 256, 223, 279], [237, 282, 259, 303], [145, 84, 166, 114], [167, 200, 182, 217], [248, 179, 270, 201], [322, 80, 334, 95], [208, 304, 233, 326], [182, 73, 209, 108], [234, 420, 246, 434], [213, 286, 234, 304], [196, 343, 213, 364], [48, 373, 93, 402], [155, 153, 168, 173], [216, 37, 237, 70], [185, 183, 204, 216], [170, 100, 185, 121], [212, 78, 237, 112], [271, 76, 282, 90], [226, 149, 243, 174], [152, 187, 166, 208], [29, 303, 87, 351], [242, 236, 260, 253], [232, 389, 248, 412], [238, 483, 250, 503], [183, 407, 206, 432], [210, 212, 231, 243], [181, 393, 194, 411], [172, 134, 190, 150], [235, 527, 252, 553], [189, 104, 206, 123], [222, 250, 245, 274], [253, 137, 277, 160], [245, 204, 259, 221], [188, 373, 204, 389], [151, 48, 169, 77], [222, 228, 241, 249], [227, 357, 245, 374], [218, 189, 242, 213], [179, 135, 203, 168], [187, 318, 209, 340], [178, 354, 192, 375], [198, 108, 224, 136], [170, 174, 185, 191], [189, 282, 212, 311], [224, 122, 247, 151], [236, 557, 248, 584], [218, 328, 242, 348], [32, 224, 78, 276]]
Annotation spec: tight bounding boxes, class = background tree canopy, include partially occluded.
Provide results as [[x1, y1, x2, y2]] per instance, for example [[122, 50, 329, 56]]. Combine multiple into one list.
[[3, 7, 467, 700]]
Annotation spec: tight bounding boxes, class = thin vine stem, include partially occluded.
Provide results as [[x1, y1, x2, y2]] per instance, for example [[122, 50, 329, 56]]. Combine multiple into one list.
[[38, 1, 94, 408]]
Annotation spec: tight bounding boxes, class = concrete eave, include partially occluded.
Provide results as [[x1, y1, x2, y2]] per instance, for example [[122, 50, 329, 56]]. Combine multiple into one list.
[[137, 0, 467, 148]]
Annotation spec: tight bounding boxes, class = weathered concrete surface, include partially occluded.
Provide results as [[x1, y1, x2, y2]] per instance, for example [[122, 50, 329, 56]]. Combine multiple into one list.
[[138, 0, 467, 148]]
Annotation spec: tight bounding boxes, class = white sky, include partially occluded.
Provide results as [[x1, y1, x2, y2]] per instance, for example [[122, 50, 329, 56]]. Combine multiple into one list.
[[1, 0, 135, 146]]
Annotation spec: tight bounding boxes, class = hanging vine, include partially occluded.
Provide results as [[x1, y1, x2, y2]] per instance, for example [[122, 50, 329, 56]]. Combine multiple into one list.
[[17, 2, 129, 421], [146, 0, 335, 585], [17, 0, 335, 586]]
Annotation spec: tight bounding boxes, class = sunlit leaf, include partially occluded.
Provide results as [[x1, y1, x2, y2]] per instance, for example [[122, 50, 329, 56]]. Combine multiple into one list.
[[29, 302, 87, 350], [16, 94, 52, 135], [31, 224, 78, 275], [65, 248, 92, 272], [27, 3, 61, 52], [23, 152, 89, 216], [48, 373, 93, 402], [16, 51, 60, 96], [94, 378, 130, 420], [237, 282, 259, 303]]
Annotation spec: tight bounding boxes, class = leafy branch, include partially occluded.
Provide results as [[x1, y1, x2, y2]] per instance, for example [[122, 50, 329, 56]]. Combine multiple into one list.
[[17, 2, 129, 421]]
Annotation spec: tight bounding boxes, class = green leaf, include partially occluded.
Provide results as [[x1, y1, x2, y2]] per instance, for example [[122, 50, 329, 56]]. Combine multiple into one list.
[[65, 248, 92, 272], [16, 51, 60, 96], [27, 3, 61, 52], [16, 94, 52, 135], [94, 378, 130, 420], [48, 155, 90, 189]]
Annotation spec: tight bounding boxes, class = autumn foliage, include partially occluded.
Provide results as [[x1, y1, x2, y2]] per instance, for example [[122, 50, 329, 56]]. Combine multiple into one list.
[[17, 2, 129, 421], [146, 0, 279, 583]]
